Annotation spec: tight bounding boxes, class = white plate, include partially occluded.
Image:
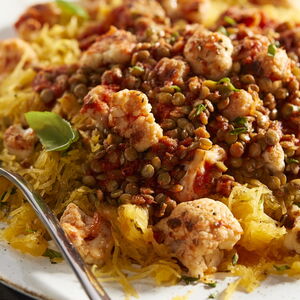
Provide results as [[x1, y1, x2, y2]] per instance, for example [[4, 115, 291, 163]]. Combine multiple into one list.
[[1, 1, 300, 300]]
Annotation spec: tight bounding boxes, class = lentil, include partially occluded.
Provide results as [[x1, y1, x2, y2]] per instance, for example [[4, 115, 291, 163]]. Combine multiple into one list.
[[141, 164, 155, 178]]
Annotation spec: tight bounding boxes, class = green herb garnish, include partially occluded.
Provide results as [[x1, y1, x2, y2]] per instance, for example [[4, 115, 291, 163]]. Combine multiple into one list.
[[268, 44, 277, 57], [55, 0, 89, 19], [43, 248, 63, 260], [273, 265, 290, 271], [232, 253, 239, 265], [195, 104, 207, 116], [170, 85, 181, 92], [170, 32, 179, 43], [131, 66, 144, 72], [25, 111, 79, 152], [230, 127, 248, 135], [286, 158, 299, 164], [217, 26, 228, 36], [224, 16, 236, 26], [208, 292, 218, 299], [206, 282, 217, 288], [0, 192, 7, 201], [181, 275, 200, 284], [26, 229, 37, 234], [233, 117, 247, 127], [218, 77, 240, 92]]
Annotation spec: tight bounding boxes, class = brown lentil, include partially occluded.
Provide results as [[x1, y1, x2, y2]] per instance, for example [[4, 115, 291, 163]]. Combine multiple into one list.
[[141, 164, 155, 178], [230, 142, 244, 158], [157, 172, 171, 186], [82, 175, 96, 187], [106, 180, 119, 192], [125, 183, 139, 195], [151, 156, 161, 170], [118, 193, 132, 204], [124, 147, 138, 161]]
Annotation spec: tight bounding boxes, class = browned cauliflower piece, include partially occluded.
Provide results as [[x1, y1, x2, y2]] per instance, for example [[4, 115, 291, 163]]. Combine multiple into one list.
[[222, 90, 256, 121], [184, 29, 233, 80], [159, 0, 210, 23], [3, 124, 37, 160], [82, 86, 163, 152], [176, 145, 226, 202], [14, 3, 60, 40], [262, 143, 285, 173], [258, 48, 293, 81], [80, 27, 137, 69], [150, 57, 190, 87], [60, 203, 113, 265], [155, 198, 243, 277], [0, 38, 37, 79]]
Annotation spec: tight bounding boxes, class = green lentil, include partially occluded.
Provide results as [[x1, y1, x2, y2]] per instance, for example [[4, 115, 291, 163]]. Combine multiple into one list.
[[106, 180, 119, 192], [82, 175, 96, 187], [157, 172, 171, 186], [172, 92, 186, 106], [73, 83, 88, 98], [157, 92, 173, 104], [177, 118, 189, 129], [111, 189, 123, 198], [124, 147, 138, 161], [161, 118, 176, 130], [125, 183, 139, 194], [155, 193, 166, 204], [40, 88, 55, 103], [119, 193, 132, 204], [151, 156, 161, 170], [141, 164, 155, 178]]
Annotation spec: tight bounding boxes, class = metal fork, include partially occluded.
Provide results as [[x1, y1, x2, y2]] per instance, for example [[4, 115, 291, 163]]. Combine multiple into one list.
[[0, 167, 111, 300]]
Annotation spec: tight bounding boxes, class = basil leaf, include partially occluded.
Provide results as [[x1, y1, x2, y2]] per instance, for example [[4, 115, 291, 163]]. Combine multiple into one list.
[[55, 0, 89, 19], [268, 44, 277, 57], [273, 265, 290, 271], [224, 16, 236, 26], [25, 111, 79, 152], [43, 248, 63, 260], [195, 104, 207, 116], [181, 275, 200, 284]]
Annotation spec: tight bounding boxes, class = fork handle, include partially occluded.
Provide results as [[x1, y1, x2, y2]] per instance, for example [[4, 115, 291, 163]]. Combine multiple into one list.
[[0, 168, 111, 300]]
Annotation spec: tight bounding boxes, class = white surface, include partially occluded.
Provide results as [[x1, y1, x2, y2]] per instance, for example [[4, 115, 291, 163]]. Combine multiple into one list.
[[1, 1, 300, 300]]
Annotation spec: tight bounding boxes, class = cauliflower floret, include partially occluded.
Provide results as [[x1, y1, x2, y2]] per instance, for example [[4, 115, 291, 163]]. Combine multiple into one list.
[[258, 48, 293, 81], [60, 203, 113, 265], [262, 143, 285, 173], [176, 145, 226, 202], [233, 34, 269, 66], [150, 57, 190, 87], [80, 27, 137, 69], [14, 3, 60, 40], [3, 125, 37, 160], [159, 0, 210, 23], [82, 87, 163, 151], [222, 90, 256, 121], [111, 0, 168, 29], [284, 205, 300, 253], [155, 198, 243, 277], [0, 39, 37, 79], [184, 29, 233, 80]]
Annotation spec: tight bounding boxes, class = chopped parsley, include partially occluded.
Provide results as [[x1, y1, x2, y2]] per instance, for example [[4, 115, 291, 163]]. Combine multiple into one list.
[[230, 127, 248, 135], [206, 281, 217, 288], [218, 77, 240, 92], [181, 275, 200, 284], [217, 26, 228, 36], [131, 65, 144, 73], [195, 104, 207, 116], [267, 44, 277, 57], [224, 16, 237, 26], [43, 248, 63, 261], [286, 158, 299, 164], [232, 253, 239, 265], [273, 265, 290, 271], [208, 292, 218, 299], [233, 116, 247, 127], [170, 85, 181, 92]]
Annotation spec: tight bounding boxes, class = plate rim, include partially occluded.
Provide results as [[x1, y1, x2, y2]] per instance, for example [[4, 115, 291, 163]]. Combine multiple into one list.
[[0, 275, 54, 300]]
